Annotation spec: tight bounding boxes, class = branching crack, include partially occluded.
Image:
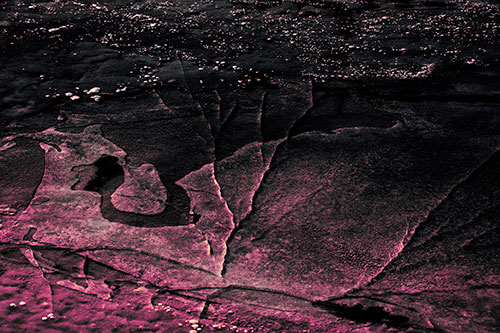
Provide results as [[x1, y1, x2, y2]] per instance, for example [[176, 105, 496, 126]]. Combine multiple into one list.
[[220, 79, 313, 277]]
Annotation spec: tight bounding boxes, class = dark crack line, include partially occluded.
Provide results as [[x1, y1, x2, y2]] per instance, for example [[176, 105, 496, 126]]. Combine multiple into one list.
[[220, 79, 314, 277], [248, 184, 326, 244], [195, 288, 317, 319], [213, 89, 222, 133], [199, 299, 212, 319], [168, 284, 421, 314], [155, 289, 209, 303], [177, 56, 217, 156], [416, 147, 500, 245], [19, 248, 55, 312], [4, 242, 219, 307], [5, 137, 47, 218], [54, 110, 219, 130], [363, 145, 500, 288], [22, 227, 38, 242], [168, 285, 315, 304], [78, 247, 219, 277], [362, 285, 500, 298], [152, 90, 171, 112], [1, 244, 452, 326], [326, 295, 418, 312], [406, 170, 500, 252], [169, 284, 420, 319], [177, 59, 216, 134], [182, 188, 220, 197], [257, 90, 267, 142], [1, 242, 143, 281], [0, 241, 218, 277], [399, 206, 500, 271]]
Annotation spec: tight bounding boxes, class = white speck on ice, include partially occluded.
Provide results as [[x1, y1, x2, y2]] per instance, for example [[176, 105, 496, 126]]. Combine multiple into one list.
[[87, 87, 101, 94], [48, 25, 70, 33]]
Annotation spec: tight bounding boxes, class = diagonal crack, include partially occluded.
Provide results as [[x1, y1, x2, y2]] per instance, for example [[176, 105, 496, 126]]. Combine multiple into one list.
[[0, 137, 46, 226], [170, 283, 422, 322], [1, 241, 219, 277], [55, 111, 220, 130], [360, 145, 500, 288], [210, 164, 236, 270], [19, 247, 54, 313], [177, 56, 217, 156], [4, 241, 443, 328], [220, 79, 313, 277]]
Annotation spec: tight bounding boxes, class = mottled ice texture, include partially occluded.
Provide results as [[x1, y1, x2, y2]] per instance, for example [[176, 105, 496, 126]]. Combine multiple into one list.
[[111, 163, 168, 215], [223, 126, 500, 300], [176, 163, 235, 275], [1, 127, 222, 278]]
